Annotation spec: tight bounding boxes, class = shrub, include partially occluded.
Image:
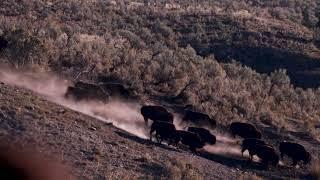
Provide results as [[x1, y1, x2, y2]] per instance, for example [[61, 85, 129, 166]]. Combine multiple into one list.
[[165, 157, 203, 180]]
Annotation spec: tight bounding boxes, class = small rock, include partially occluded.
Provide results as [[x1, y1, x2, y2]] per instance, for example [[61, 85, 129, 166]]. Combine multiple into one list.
[[87, 155, 95, 161], [105, 122, 113, 126], [58, 109, 66, 114], [186, 164, 192, 169], [134, 157, 147, 162], [105, 141, 118, 146], [25, 105, 35, 111], [89, 127, 97, 131]]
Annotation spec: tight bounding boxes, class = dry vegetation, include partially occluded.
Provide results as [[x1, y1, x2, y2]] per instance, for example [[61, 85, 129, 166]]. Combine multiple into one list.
[[165, 157, 203, 180], [310, 158, 320, 180], [0, 0, 319, 141]]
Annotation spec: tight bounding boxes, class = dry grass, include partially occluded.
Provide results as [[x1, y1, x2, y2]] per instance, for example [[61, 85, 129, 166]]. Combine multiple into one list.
[[309, 158, 320, 180], [166, 157, 203, 180], [239, 173, 262, 180]]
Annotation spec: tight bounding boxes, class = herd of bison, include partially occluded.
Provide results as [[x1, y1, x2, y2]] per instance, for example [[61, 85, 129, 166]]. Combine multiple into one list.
[[64, 81, 312, 169], [141, 105, 311, 168]]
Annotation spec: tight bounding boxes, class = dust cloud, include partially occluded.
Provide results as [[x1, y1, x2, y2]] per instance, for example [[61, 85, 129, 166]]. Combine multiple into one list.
[[0, 68, 148, 139], [0, 68, 247, 159], [205, 133, 242, 157]]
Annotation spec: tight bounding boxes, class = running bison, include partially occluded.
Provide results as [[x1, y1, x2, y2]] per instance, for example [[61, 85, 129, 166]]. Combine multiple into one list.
[[177, 130, 205, 154], [187, 127, 216, 145], [241, 138, 266, 160], [150, 121, 179, 145], [230, 122, 262, 139], [65, 81, 109, 102], [253, 144, 279, 167], [279, 141, 311, 166], [141, 105, 174, 125], [182, 110, 216, 128], [98, 82, 133, 100]]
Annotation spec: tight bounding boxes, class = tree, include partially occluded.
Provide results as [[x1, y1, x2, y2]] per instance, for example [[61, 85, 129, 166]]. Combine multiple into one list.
[[254, 69, 290, 116]]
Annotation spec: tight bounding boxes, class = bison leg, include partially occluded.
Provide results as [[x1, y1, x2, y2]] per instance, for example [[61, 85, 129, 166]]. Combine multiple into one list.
[[280, 152, 284, 159], [168, 137, 176, 146], [143, 116, 148, 125], [231, 132, 236, 138], [241, 148, 245, 157], [149, 128, 155, 141], [155, 133, 162, 144], [261, 161, 269, 169], [182, 116, 188, 121], [292, 159, 298, 166], [190, 146, 197, 154], [248, 151, 255, 161]]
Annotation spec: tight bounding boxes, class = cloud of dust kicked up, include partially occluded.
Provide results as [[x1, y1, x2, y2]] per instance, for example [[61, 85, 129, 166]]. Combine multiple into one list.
[[204, 133, 244, 158], [0, 68, 250, 160], [0, 69, 149, 139]]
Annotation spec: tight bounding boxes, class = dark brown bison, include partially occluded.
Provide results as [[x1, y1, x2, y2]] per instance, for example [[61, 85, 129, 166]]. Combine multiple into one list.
[[65, 81, 110, 102], [177, 130, 205, 154], [182, 110, 216, 128], [187, 127, 216, 145], [99, 82, 133, 100], [241, 138, 266, 160], [150, 121, 179, 145], [279, 141, 311, 166], [0, 36, 8, 50], [141, 105, 174, 125], [230, 122, 261, 139], [252, 144, 279, 167]]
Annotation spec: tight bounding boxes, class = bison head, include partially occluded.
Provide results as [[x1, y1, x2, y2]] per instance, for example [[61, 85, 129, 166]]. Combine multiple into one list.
[[207, 135, 216, 145], [208, 118, 216, 129]]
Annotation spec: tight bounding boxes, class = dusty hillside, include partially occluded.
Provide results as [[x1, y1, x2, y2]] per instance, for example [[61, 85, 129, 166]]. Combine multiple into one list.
[[0, 70, 319, 179], [0, 0, 319, 179], [0, 75, 241, 179]]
